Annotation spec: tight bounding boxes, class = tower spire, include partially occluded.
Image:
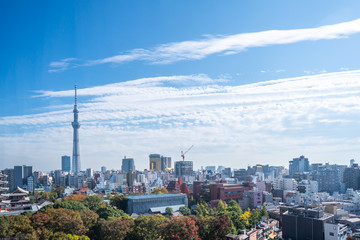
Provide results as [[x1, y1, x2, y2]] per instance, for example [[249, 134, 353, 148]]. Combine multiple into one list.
[[72, 85, 81, 173], [75, 85, 77, 105]]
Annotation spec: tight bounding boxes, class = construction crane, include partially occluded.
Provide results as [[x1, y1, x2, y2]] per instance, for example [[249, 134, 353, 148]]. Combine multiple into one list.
[[181, 145, 194, 161]]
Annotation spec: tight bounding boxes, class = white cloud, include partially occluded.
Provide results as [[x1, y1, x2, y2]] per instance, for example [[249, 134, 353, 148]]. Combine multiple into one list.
[[2, 70, 360, 170], [49, 18, 360, 71]]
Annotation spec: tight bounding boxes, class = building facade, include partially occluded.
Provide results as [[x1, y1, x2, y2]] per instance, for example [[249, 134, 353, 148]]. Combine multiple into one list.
[[62, 156, 71, 172], [289, 155, 309, 177], [122, 157, 135, 173], [126, 193, 188, 214], [149, 154, 161, 171]]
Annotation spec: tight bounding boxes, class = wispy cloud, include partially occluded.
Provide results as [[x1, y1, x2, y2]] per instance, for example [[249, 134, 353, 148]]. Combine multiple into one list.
[[2, 70, 360, 170], [49, 18, 360, 72], [49, 58, 77, 72]]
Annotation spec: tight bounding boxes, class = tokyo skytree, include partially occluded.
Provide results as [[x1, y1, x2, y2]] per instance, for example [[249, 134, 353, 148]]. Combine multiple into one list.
[[72, 85, 81, 173]]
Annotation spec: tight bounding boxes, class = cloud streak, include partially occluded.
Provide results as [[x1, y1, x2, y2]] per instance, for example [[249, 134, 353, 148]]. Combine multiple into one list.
[[2, 70, 360, 170], [49, 18, 360, 71]]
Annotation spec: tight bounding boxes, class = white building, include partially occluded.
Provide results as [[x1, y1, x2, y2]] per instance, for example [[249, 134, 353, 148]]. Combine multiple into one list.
[[273, 177, 297, 191], [324, 222, 350, 240]]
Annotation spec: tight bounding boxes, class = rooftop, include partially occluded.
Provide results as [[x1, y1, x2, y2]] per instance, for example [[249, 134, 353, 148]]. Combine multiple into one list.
[[127, 193, 186, 200]]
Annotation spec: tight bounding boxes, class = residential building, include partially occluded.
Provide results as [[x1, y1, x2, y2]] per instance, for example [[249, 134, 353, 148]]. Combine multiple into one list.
[[343, 166, 360, 191], [313, 168, 340, 194]]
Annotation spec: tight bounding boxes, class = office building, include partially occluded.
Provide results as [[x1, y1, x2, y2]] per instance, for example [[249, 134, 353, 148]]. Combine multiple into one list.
[[289, 155, 309, 177], [234, 169, 247, 181], [282, 206, 334, 240], [14, 166, 23, 190], [343, 166, 360, 191], [62, 156, 71, 172], [149, 154, 161, 171], [86, 168, 94, 178], [0, 171, 9, 194], [72, 86, 81, 173], [313, 168, 340, 194], [161, 156, 171, 171], [101, 166, 106, 173], [3, 168, 14, 192], [175, 161, 193, 179], [122, 157, 135, 173]]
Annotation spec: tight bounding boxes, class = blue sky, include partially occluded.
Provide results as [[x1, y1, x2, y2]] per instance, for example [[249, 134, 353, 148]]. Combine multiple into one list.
[[2, 1, 360, 170]]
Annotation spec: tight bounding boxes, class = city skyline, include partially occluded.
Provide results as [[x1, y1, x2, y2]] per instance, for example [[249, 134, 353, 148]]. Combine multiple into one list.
[[2, 1, 360, 170]]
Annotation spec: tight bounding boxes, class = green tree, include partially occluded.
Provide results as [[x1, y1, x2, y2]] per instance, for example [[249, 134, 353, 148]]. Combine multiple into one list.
[[0, 215, 34, 239], [99, 218, 134, 240], [54, 187, 65, 198], [161, 216, 200, 240], [130, 214, 169, 240], [45, 208, 87, 236], [83, 195, 105, 212], [53, 200, 87, 212], [109, 194, 128, 212], [80, 209, 99, 230], [179, 206, 191, 216], [261, 204, 268, 217], [96, 205, 127, 220], [216, 200, 228, 215], [165, 207, 174, 216]]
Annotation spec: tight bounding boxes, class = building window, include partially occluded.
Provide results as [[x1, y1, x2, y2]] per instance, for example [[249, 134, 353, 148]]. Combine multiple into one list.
[[329, 232, 334, 236]]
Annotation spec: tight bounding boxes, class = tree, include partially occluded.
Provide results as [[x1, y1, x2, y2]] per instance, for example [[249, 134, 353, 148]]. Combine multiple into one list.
[[165, 207, 174, 216], [216, 200, 227, 214], [161, 216, 200, 240], [63, 194, 87, 202], [208, 215, 233, 240], [179, 206, 191, 216], [0, 215, 34, 239], [109, 194, 128, 212], [261, 204, 268, 217], [153, 187, 168, 194], [99, 218, 134, 240], [130, 214, 169, 240], [80, 209, 99, 230], [96, 205, 127, 220], [54, 187, 65, 198], [53, 200, 87, 212], [45, 208, 86, 236], [83, 195, 105, 212]]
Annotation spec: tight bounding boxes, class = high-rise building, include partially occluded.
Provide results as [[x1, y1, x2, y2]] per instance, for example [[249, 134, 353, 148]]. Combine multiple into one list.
[[175, 161, 193, 179], [122, 157, 135, 173], [23, 165, 32, 185], [86, 168, 94, 178], [343, 166, 360, 190], [4, 168, 14, 192], [149, 154, 161, 171], [14, 166, 23, 189], [101, 166, 106, 173], [54, 170, 62, 186], [282, 206, 334, 240], [161, 156, 171, 171], [289, 155, 309, 177], [62, 156, 71, 172], [0, 171, 9, 194], [313, 167, 340, 194], [234, 169, 247, 181], [72, 86, 81, 173]]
